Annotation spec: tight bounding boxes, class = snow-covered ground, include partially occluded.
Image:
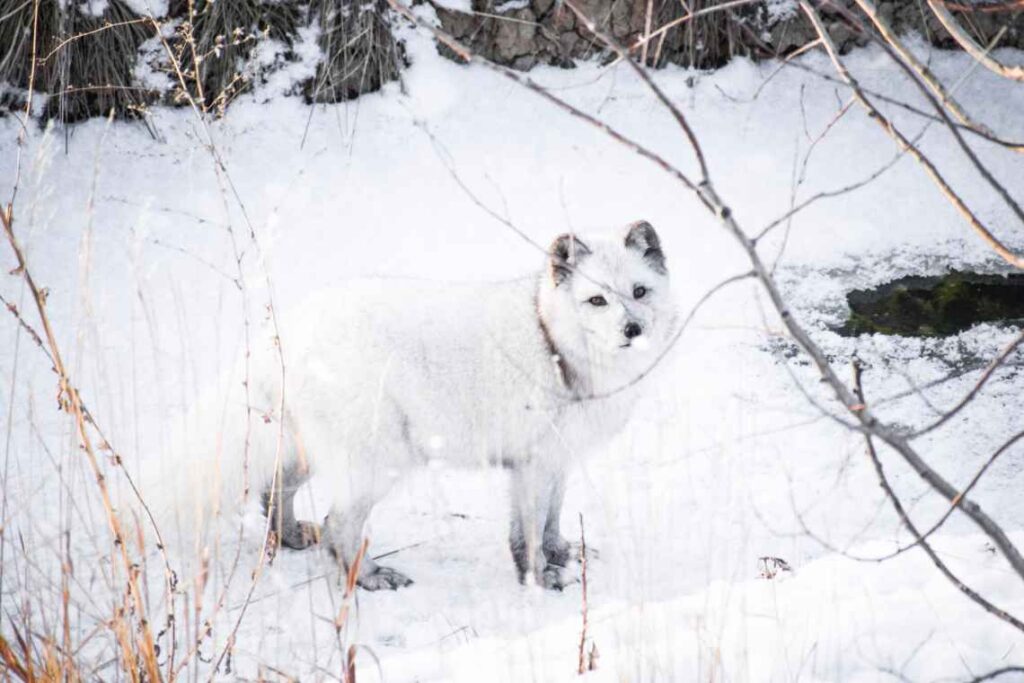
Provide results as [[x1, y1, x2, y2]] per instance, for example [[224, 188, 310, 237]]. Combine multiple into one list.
[[2, 14, 1023, 682]]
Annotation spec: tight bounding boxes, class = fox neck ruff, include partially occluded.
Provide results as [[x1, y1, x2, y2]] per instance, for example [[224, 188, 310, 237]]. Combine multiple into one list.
[[536, 306, 577, 395]]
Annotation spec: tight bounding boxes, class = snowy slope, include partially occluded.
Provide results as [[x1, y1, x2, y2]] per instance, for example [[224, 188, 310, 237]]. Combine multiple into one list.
[[1, 17, 1023, 683]]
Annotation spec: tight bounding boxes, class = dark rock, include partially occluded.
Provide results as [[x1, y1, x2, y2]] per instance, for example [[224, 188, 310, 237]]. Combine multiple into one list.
[[559, 30, 580, 54], [513, 54, 540, 69], [494, 7, 539, 60], [432, 0, 1024, 73], [532, 0, 555, 19], [769, 13, 817, 55], [551, 6, 575, 32]]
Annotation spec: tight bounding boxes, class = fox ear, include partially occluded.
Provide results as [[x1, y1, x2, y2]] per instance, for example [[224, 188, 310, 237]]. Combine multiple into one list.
[[549, 233, 591, 286], [624, 220, 666, 274]]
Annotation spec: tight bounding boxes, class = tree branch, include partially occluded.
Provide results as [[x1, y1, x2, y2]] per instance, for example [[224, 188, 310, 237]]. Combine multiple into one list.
[[928, 0, 1024, 82]]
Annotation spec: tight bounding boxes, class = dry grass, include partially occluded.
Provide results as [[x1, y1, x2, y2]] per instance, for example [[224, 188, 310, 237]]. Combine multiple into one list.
[[647, 0, 778, 69], [0, 0, 157, 124], [305, 0, 405, 103], [165, 0, 301, 116]]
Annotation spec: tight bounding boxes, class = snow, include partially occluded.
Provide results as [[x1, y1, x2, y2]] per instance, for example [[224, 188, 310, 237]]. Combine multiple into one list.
[[765, 0, 798, 24], [430, 0, 474, 14], [123, 0, 170, 18], [2, 20, 1024, 683], [79, 0, 111, 17], [494, 0, 531, 12]]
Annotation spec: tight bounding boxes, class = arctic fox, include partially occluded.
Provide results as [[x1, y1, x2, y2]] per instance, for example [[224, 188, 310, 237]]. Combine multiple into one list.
[[166, 220, 674, 590]]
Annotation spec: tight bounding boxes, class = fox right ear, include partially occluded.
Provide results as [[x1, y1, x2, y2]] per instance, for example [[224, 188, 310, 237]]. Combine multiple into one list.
[[549, 233, 590, 286]]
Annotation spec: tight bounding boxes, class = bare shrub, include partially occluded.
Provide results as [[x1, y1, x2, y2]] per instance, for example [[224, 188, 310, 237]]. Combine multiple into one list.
[[0, 0, 156, 124], [164, 0, 301, 115], [304, 0, 405, 103]]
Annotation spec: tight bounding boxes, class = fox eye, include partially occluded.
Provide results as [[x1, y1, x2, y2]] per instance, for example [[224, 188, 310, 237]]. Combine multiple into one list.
[[633, 285, 648, 299], [587, 295, 608, 307]]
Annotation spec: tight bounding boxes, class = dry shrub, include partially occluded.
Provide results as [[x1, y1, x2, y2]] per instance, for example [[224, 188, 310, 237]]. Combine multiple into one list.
[[654, 0, 771, 69], [0, 0, 157, 124], [0, 0, 406, 122], [166, 0, 302, 115], [608, 0, 786, 70], [305, 0, 405, 103]]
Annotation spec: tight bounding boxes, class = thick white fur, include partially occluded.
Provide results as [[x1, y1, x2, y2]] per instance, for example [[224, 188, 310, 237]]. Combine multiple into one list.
[[151, 221, 675, 589]]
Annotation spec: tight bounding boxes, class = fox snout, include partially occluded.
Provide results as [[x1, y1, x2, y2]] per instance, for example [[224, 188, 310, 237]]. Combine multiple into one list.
[[624, 321, 642, 339]]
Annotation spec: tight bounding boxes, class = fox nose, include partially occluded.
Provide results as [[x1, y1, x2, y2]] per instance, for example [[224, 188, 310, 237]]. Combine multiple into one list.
[[624, 322, 642, 339]]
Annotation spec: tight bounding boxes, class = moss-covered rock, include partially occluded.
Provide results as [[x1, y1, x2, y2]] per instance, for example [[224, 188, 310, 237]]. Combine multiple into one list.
[[839, 272, 1024, 338]]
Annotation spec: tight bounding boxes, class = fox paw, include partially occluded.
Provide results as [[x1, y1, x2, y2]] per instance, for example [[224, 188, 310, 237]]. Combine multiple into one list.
[[544, 538, 599, 567], [539, 564, 579, 591], [281, 521, 320, 550], [357, 566, 414, 591]]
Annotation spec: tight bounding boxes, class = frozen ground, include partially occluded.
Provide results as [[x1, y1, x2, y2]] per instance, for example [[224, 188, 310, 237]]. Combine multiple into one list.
[[2, 14, 1024, 683]]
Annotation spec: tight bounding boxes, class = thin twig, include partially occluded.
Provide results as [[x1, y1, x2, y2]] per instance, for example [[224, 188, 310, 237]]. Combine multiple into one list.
[[563, 0, 709, 183], [731, 18, 1024, 153], [854, 0, 1002, 141], [927, 0, 1024, 82], [808, 1, 1024, 269], [576, 513, 589, 676], [852, 361, 1024, 632], [912, 330, 1024, 439]]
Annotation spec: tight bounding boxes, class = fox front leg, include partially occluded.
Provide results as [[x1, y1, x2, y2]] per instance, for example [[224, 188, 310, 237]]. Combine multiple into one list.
[[321, 501, 414, 591], [508, 462, 577, 590], [541, 469, 573, 567]]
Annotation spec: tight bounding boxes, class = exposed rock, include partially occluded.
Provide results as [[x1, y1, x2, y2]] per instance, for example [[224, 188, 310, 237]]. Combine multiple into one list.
[[431, 0, 1024, 72], [513, 54, 540, 69], [558, 30, 580, 55], [495, 7, 539, 60], [551, 6, 576, 32], [532, 0, 555, 18]]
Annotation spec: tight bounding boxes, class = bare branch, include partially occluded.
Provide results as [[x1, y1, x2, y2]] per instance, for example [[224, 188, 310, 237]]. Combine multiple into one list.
[[386, 0, 704, 198], [394, 0, 1024, 587], [912, 329, 1024, 438], [730, 17, 1024, 153], [968, 667, 1024, 683], [0, 292, 54, 368], [623, 0, 763, 60], [905, 426, 1024, 556], [414, 0, 1024, 587], [792, 0, 1024, 584], [806, 1, 1024, 269], [855, 0, 1006, 142], [927, 0, 1024, 82], [852, 361, 1024, 633], [562, 0, 709, 183]]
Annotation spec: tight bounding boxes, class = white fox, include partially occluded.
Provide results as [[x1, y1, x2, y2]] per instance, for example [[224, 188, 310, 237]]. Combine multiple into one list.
[[159, 220, 675, 590]]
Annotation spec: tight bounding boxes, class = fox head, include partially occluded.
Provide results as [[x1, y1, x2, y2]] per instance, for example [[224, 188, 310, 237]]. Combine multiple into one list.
[[537, 220, 674, 385]]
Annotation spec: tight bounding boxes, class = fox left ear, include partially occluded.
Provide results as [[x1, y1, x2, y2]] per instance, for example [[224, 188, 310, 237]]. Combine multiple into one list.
[[624, 220, 666, 274]]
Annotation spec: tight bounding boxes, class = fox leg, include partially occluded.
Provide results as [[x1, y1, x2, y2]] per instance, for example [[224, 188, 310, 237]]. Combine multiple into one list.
[[509, 462, 577, 590], [541, 470, 573, 567], [321, 499, 414, 591], [262, 461, 319, 550]]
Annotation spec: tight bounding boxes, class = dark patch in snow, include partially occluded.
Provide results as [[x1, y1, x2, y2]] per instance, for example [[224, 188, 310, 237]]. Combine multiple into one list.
[[839, 271, 1024, 338]]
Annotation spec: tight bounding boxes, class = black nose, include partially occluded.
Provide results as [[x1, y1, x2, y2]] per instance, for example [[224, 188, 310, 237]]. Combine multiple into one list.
[[624, 322, 642, 339]]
